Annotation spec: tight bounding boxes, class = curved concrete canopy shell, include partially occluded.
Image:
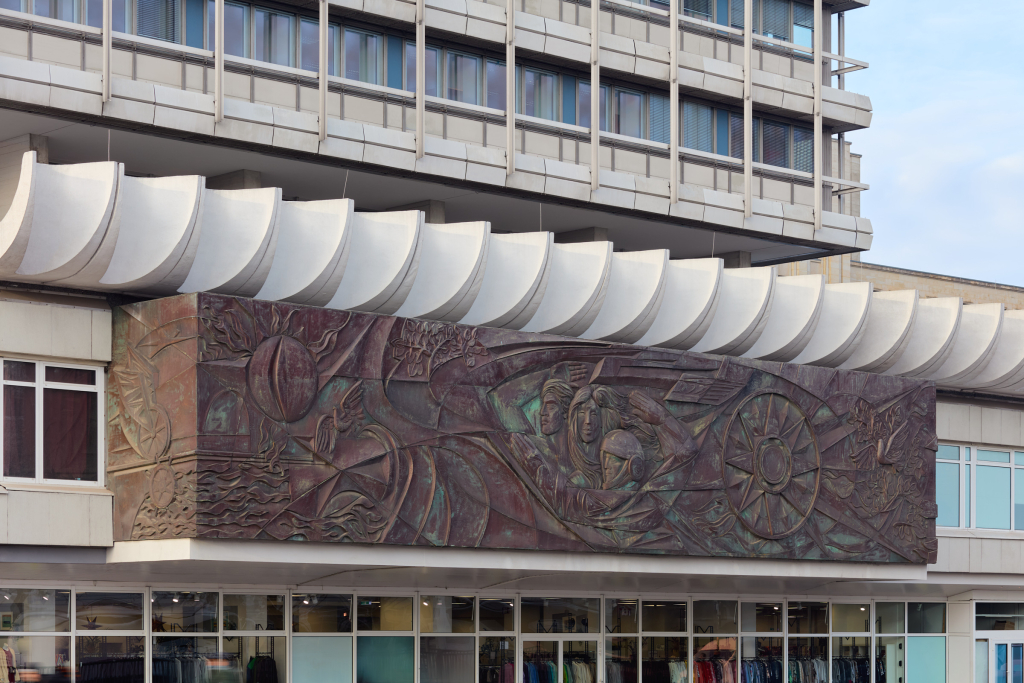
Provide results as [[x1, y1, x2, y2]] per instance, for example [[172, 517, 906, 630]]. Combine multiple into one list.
[[2, 151, 1019, 396]]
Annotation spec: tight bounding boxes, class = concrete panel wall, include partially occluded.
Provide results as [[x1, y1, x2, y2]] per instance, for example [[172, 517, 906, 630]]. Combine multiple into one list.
[[0, 489, 113, 547], [0, 298, 111, 363]]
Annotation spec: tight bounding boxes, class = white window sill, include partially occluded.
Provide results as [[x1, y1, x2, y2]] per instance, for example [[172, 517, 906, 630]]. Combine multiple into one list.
[[0, 482, 112, 496], [937, 527, 1024, 541]]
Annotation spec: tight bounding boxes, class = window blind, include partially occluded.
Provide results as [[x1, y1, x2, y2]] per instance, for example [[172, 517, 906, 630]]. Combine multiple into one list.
[[792, 1, 813, 29], [762, 0, 789, 41], [683, 0, 712, 20], [730, 0, 744, 29], [683, 102, 713, 154], [729, 113, 743, 159], [762, 120, 789, 169], [137, 0, 180, 43], [649, 94, 670, 145], [793, 126, 813, 173]]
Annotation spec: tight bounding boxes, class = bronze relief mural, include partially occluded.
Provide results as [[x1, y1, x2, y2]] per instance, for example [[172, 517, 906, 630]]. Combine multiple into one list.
[[107, 293, 938, 563]]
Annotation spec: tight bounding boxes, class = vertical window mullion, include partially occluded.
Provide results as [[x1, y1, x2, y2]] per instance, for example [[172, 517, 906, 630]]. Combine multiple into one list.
[[35, 362, 43, 482]]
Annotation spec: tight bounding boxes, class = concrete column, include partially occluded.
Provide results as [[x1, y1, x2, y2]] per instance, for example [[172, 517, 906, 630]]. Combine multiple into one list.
[[416, 0, 426, 158], [812, 0, 822, 231], [743, 0, 752, 217], [506, 0, 515, 175], [720, 251, 751, 269], [102, 0, 111, 101], [0, 135, 48, 219], [669, 6, 678, 205], [389, 199, 446, 224], [589, 0, 599, 192], [318, 0, 328, 141], [214, 0, 224, 121]]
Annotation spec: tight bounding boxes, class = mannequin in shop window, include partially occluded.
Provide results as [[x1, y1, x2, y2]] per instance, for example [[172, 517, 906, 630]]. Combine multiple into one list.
[[0, 643, 20, 683]]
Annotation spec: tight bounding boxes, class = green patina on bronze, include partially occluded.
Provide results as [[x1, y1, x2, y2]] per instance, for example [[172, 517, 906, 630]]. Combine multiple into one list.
[[107, 293, 938, 563]]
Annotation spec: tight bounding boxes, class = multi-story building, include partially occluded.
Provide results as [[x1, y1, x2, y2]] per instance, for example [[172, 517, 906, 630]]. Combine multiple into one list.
[[0, 0, 1017, 681]]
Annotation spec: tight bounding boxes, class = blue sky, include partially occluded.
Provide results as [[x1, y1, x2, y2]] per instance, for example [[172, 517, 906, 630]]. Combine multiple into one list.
[[842, 2, 1024, 285]]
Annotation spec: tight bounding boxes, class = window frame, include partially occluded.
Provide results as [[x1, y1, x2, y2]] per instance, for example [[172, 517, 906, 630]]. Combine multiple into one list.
[[1, 358, 105, 487], [343, 25, 384, 86]]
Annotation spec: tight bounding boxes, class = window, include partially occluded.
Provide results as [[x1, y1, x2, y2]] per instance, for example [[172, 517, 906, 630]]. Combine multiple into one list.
[[520, 67, 557, 121], [615, 89, 644, 139], [207, 0, 250, 57], [345, 28, 382, 85], [405, 42, 439, 95], [486, 60, 506, 110], [683, 101, 713, 153], [85, 0, 129, 32], [577, 80, 608, 131], [136, 0, 177, 42], [649, 94, 670, 144], [936, 443, 1024, 530], [2, 360, 101, 484], [446, 52, 481, 105], [300, 19, 340, 76], [682, 0, 712, 22], [752, 0, 814, 46], [254, 8, 294, 67], [32, 0, 76, 22]]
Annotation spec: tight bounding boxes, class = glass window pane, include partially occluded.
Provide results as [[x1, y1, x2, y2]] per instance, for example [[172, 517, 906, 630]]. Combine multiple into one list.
[[151, 592, 218, 633], [208, 1, 248, 57], [405, 44, 438, 95], [936, 444, 959, 460], [346, 30, 381, 85], [787, 637, 826, 680], [684, 101, 713, 153], [875, 603, 905, 634], [616, 90, 643, 138], [832, 636, 869, 681], [183, 0, 202, 47], [694, 601, 737, 634], [479, 598, 514, 632], [788, 602, 827, 634], [606, 637, 637, 683], [294, 637, 352, 683], [420, 596, 474, 633], [45, 367, 95, 385], [521, 598, 598, 634], [1001, 643, 1010, 683], [223, 636, 286, 681], [642, 637, 688, 683], [1016, 452, 1024, 466], [694, 637, 735, 681], [578, 81, 592, 129], [136, 0, 177, 42], [908, 603, 946, 634], [486, 61, 506, 110], [357, 597, 412, 631], [301, 19, 319, 72], [875, 636, 904, 683], [762, 120, 789, 168], [649, 93, 670, 144], [523, 69, 556, 121], [292, 594, 352, 633], [740, 603, 782, 633], [762, 0, 789, 41], [43, 388, 97, 481], [421, 636, 474, 683], [153, 635, 219, 657], [76, 635, 144, 681], [741, 636, 781, 682], [3, 385, 35, 478], [254, 10, 293, 66], [479, 636, 514, 683], [978, 465, 1012, 530], [967, 464, 972, 526], [907, 636, 945, 681], [1016, 470, 1024, 530], [357, 636, 413, 683], [793, 127, 813, 173], [565, 641, 598, 681], [523, 641, 556, 681], [979, 449, 1012, 463], [977, 640, 990, 683], [0, 590, 70, 632], [606, 599, 638, 634], [641, 601, 687, 633], [4, 361, 35, 382], [76, 593, 144, 631], [935, 462, 960, 527], [832, 604, 869, 633], [446, 53, 480, 105], [978, 603, 1024, 631], [223, 595, 285, 631], [0, 635, 70, 679], [715, 108, 729, 155]]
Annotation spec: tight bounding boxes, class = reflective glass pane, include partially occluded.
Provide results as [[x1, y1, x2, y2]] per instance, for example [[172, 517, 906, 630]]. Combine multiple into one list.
[[479, 636, 514, 683], [76, 593, 144, 631], [43, 388, 97, 481], [446, 52, 480, 105], [1001, 643, 1010, 683], [875, 637, 905, 683], [935, 462, 960, 527], [694, 637, 735, 682], [208, 1, 248, 57], [76, 635, 144, 682], [292, 594, 352, 633], [523, 641, 556, 682], [977, 603, 1024, 631], [977, 640, 989, 683], [136, 0, 177, 41], [0, 590, 70, 632], [616, 90, 643, 138], [832, 636, 869, 682], [740, 603, 781, 633], [606, 637, 637, 683], [45, 367, 95, 385], [642, 637, 688, 683], [642, 601, 686, 633], [152, 635, 218, 656], [1014, 644, 1022, 683], [421, 636, 474, 683], [787, 602, 827, 634], [486, 61, 506, 110], [223, 595, 285, 631], [293, 636, 352, 683], [3, 385, 35, 478], [740, 636, 781, 683], [223, 636, 286, 682], [967, 464, 972, 526], [1016, 470, 1024, 530], [521, 598, 598, 634], [1016, 452, 1024, 466], [762, 120, 789, 169], [420, 596, 474, 634], [606, 599, 638, 634], [300, 19, 319, 72], [0, 635, 70, 679], [694, 601, 737, 635], [787, 637, 826, 681], [357, 597, 412, 631], [479, 599, 514, 632], [523, 69, 556, 121], [875, 603, 905, 634], [4, 361, 35, 382], [908, 603, 946, 634], [831, 604, 869, 633], [358, 636, 413, 683], [151, 591, 218, 633], [936, 444, 959, 460], [565, 641, 598, 683], [345, 29, 381, 85], [906, 636, 945, 681], [979, 449, 1012, 463], [977, 465, 1011, 530]]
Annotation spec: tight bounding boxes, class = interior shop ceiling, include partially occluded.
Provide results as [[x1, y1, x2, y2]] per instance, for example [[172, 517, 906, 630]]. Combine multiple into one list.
[[0, 107, 820, 263]]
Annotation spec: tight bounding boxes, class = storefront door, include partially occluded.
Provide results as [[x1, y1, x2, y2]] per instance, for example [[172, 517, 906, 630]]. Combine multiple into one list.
[[985, 636, 1024, 683]]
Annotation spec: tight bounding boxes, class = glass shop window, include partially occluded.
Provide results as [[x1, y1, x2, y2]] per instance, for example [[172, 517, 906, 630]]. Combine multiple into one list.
[[520, 67, 558, 122], [606, 636, 638, 683], [479, 636, 515, 683], [788, 602, 827, 634], [357, 635, 414, 683], [293, 594, 352, 632], [421, 635, 474, 683], [405, 43, 440, 96], [345, 28, 383, 85], [486, 60, 507, 110], [833, 636, 869, 681], [875, 603, 905, 634], [75, 592, 145, 683], [606, 599, 638, 634], [693, 601, 737, 635], [224, 635, 287, 681], [300, 19, 340, 76], [479, 598, 515, 632], [642, 601, 687, 633], [832, 604, 870, 633], [520, 598, 599, 634], [151, 591, 218, 633], [907, 603, 946, 634], [0, 635, 71, 679], [446, 51, 481, 106], [577, 80, 608, 131], [740, 602, 782, 633], [292, 594, 353, 683], [2, 360, 100, 483], [0, 589, 70, 632], [357, 597, 413, 631], [642, 637, 688, 683], [694, 636, 735, 682], [207, 0, 250, 57], [875, 636, 904, 682], [977, 603, 1024, 631], [223, 594, 285, 631], [254, 8, 294, 67], [742, 636, 782, 682], [420, 596, 475, 633]]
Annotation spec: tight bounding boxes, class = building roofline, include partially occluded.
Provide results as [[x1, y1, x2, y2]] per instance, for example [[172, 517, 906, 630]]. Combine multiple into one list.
[[854, 261, 1024, 295]]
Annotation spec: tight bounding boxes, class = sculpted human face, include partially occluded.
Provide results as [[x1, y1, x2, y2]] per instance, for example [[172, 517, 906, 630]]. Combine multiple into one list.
[[540, 395, 564, 435], [577, 398, 601, 443], [601, 451, 627, 490]]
